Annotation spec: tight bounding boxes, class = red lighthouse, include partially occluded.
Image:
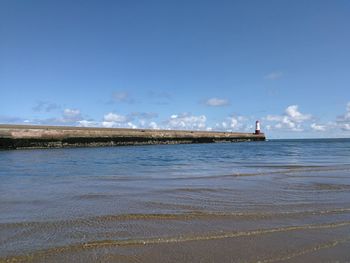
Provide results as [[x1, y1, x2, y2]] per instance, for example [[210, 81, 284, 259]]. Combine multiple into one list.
[[255, 120, 261, 134]]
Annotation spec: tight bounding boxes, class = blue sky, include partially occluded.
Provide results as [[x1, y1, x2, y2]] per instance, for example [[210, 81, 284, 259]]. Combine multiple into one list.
[[1, 0, 350, 138]]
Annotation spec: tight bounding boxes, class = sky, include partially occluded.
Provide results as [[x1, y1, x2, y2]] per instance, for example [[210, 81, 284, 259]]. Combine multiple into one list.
[[1, 0, 350, 138]]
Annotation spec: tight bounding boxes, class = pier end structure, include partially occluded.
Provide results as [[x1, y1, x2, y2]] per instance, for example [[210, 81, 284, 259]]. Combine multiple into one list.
[[0, 124, 266, 149]]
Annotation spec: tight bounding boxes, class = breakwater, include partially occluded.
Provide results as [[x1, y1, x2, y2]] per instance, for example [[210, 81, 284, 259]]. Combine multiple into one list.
[[0, 124, 265, 149]]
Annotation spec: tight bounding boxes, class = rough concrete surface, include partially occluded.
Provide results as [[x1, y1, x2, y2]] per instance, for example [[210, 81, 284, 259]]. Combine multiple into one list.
[[0, 124, 265, 149]]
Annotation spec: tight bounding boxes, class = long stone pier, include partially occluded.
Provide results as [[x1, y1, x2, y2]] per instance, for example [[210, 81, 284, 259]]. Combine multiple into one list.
[[0, 124, 266, 149]]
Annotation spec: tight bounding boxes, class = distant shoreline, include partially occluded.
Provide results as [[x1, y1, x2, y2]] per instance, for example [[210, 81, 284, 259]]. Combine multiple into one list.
[[0, 124, 265, 150]]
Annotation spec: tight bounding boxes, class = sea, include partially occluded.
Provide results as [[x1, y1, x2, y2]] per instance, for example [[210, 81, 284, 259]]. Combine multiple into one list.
[[1, 139, 350, 262]]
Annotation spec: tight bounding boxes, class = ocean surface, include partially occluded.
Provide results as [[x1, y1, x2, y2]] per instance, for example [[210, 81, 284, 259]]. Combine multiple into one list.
[[1, 139, 350, 262]]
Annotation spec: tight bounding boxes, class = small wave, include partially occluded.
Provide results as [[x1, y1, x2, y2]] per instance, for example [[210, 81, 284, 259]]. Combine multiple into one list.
[[160, 166, 350, 181], [259, 237, 350, 263], [2, 208, 350, 229], [82, 221, 350, 247], [2, 221, 350, 262], [81, 165, 350, 183]]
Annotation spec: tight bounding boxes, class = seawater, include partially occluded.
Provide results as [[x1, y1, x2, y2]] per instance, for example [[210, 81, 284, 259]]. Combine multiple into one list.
[[1, 139, 350, 262]]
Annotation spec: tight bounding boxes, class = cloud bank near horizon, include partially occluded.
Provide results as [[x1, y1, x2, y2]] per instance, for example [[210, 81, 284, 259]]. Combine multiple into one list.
[[1, 102, 350, 138]]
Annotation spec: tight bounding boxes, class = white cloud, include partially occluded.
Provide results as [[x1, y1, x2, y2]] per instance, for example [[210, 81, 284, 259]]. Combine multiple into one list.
[[103, 112, 127, 123], [221, 116, 238, 129], [63, 109, 81, 118], [102, 112, 130, 128], [264, 71, 283, 80], [310, 123, 326, 131], [205, 97, 230, 107], [336, 102, 350, 131], [75, 112, 161, 130], [165, 113, 207, 130], [285, 105, 311, 122], [77, 120, 100, 127], [58, 108, 83, 123], [215, 115, 250, 132], [341, 124, 350, 131], [9, 100, 350, 137], [101, 121, 115, 128], [126, 122, 137, 129], [149, 121, 159, 129], [20, 108, 85, 125], [265, 105, 312, 131]]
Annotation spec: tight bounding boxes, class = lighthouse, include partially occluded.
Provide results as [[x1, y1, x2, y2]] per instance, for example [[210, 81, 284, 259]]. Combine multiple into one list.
[[255, 120, 261, 134]]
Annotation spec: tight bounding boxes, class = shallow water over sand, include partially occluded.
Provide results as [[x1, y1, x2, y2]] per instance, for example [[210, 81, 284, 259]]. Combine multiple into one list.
[[1, 139, 350, 262]]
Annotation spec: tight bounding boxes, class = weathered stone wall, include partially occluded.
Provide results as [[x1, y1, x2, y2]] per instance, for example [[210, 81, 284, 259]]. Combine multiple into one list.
[[0, 125, 266, 149]]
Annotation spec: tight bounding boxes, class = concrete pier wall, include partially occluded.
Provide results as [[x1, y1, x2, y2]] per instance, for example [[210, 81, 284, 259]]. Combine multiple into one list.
[[0, 124, 266, 149]]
